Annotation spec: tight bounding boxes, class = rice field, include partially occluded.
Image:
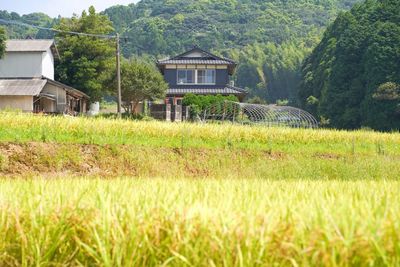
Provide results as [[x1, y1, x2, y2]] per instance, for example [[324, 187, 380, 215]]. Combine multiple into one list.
[[0, 112, 399, 266], [0, 112, 399, 154], [1, 179, 400, 266]]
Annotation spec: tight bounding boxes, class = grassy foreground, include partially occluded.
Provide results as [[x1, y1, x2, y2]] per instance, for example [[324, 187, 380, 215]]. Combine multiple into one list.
[[0, 112, 399, 178], [1, 179, 400, 266], [0, 113, 400, 266]]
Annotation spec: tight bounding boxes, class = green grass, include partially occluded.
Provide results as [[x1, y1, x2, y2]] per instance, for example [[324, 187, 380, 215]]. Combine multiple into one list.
[[0, 113, 400, 152], [0, 112, 399, 155], [0, 112, 399, 266]]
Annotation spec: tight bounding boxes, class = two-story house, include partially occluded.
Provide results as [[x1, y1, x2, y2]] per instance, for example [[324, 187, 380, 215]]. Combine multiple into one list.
[[0, 39, 89, 114], [156, 47, 247, 105]]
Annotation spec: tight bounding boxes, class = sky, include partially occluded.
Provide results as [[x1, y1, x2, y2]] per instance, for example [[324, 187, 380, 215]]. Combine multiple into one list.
[[1, 0, 138, 17]]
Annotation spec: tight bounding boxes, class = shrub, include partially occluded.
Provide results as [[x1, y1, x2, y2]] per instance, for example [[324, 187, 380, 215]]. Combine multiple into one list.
[[183, 94, 239, 120]]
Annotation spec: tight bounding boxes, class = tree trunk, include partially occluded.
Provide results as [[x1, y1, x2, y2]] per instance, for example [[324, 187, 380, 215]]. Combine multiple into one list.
[[132, 101, 140, 114], [122, 104, 129, 113]]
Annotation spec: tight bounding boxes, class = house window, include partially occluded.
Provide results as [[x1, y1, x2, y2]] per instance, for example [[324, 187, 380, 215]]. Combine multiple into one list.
[[177, 69, 195, 84], [197, 69, 216, 84]]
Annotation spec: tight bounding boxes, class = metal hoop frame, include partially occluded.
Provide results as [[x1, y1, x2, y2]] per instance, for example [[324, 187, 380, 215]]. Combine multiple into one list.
[[202, 101, 319, 128]]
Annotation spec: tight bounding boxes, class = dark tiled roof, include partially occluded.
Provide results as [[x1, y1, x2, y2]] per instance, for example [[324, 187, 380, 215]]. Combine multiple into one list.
[[158, 59, 234, 65], [167, 85, 247, 95], [157, 47, 236, 65]]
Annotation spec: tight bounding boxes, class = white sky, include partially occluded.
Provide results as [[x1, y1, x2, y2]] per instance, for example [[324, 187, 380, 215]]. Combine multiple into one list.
[[1, 0, 138, 17]]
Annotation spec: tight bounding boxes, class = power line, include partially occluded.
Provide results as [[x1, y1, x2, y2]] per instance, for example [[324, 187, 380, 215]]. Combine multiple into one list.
[[0, 18, 115, 39], [0, 17, 145, 49]]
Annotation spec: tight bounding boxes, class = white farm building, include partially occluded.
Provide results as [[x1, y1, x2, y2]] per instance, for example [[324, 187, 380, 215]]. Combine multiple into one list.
[[0, 39, 89, 114]]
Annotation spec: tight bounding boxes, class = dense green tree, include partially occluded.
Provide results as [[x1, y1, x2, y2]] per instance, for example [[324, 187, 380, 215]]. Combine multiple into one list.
[[117, 59, 168, 113], [0, 27, 6, 58], [231, 40, 314, 103], [54, 7, 115, 101], [247, 96, 267, 105], [373, 82, 400, 101], [299, 0, 400, 130], [101, 4, 135, 33]]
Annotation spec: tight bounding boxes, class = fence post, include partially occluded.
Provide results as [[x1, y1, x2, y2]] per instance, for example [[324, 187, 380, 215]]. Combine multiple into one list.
[[222, 101, 227, 122]]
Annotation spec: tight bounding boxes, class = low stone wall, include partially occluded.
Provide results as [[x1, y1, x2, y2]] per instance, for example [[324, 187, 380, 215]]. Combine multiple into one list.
[[149, 104, 191, 122], [150, 104, 171, 121]]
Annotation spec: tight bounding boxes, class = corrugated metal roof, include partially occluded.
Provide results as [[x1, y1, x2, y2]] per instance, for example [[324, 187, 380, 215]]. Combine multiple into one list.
[[0, 77, 89, 99], [6, 40, 54, 52], [158, 59, 234, 65], [167, 86, 247, 95], [46, 78, 90, 99], [0, 79, 46, 96]]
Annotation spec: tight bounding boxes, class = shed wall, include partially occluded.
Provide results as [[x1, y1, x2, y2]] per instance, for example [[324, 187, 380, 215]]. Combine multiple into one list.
[[0, 96, 33, 111], [0, 52, 43, 78], [42, 83, 67, 113], [39, 97, 56, 113]]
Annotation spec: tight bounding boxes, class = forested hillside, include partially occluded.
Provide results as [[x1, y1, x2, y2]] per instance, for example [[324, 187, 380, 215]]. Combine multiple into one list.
[[105, 0, 357, 55], [299, 0, 400, 130], [104, 0, 360, 102], [0, 11, 57, 38], [1, 0, 360, 103]]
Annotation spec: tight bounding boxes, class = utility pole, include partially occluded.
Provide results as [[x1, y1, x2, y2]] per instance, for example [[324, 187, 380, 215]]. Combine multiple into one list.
[[116, 33, 122, 117]]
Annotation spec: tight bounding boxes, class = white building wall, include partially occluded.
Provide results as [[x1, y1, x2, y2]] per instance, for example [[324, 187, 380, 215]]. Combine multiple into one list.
[[41, 48, 54, 79], [0, 52, 43, 78], [0, 96, 33, 111]]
